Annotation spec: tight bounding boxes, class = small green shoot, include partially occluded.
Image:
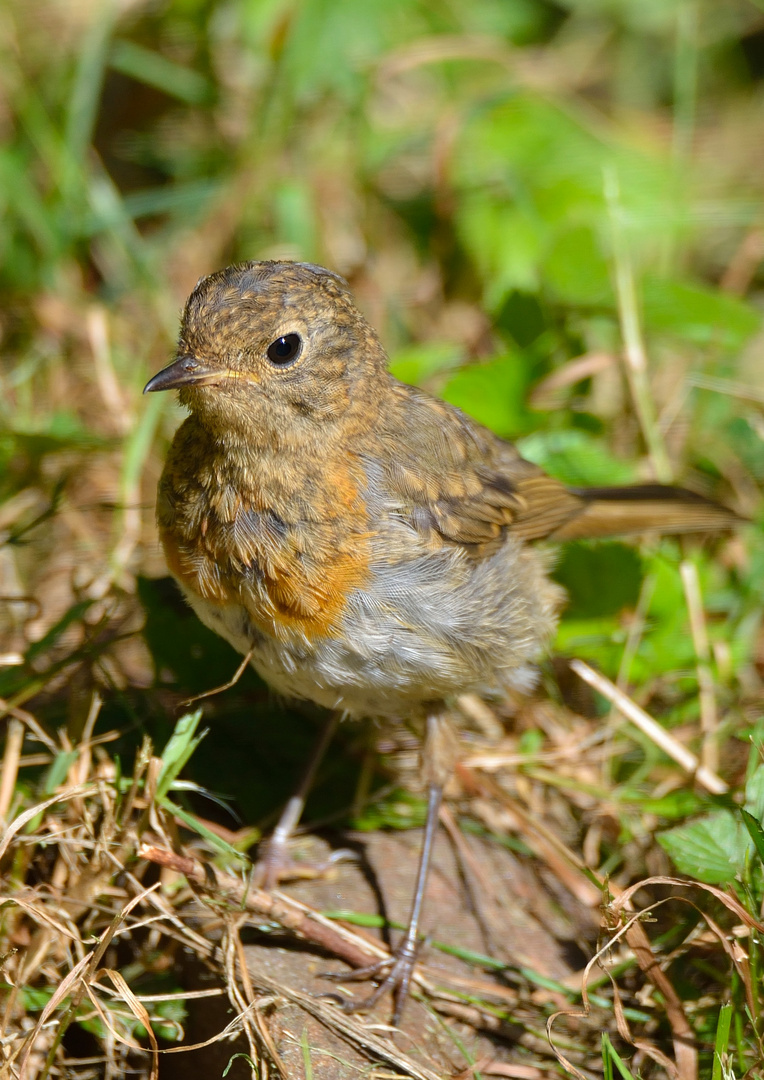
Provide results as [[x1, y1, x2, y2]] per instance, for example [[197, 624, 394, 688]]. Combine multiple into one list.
[[712, 1002, 733, 1080], [155, 711, 207, 800], [601, 1032, 637, 1080]]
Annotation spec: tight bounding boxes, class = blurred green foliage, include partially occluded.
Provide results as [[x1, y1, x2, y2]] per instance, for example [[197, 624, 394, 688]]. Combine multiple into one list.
[[2, 0, 764, 1070]]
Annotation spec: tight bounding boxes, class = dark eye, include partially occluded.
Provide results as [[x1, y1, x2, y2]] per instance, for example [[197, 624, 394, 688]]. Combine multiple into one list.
[[266, 333, 302, 366]]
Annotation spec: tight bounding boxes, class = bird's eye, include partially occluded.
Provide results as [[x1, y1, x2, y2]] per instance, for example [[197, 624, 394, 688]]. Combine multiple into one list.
[[266, 333, 302, 366]]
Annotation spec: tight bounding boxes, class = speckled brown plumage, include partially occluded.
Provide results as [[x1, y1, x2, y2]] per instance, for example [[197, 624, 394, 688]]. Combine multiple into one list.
[[148, 260, 736, 717]]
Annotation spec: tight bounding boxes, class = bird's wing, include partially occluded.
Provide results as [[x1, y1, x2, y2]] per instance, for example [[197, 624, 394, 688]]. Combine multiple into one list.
[[374, 383, 738, 556], [374, 386, 586, 556]]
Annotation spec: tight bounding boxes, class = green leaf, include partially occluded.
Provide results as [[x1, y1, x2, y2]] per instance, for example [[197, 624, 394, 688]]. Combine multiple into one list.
[[740, 809, 764, 868], [643, 548, 685, 619], [712, 1003, 733, 1080], [160, 798, 249, 864], [156, 712, 206, 800], [602, 1032, 637, 1080], [274, 179, 318, 257], [642, 276, 761, 349], [10, 415, 112, 454], [658, 811, 752, 884], [744, 762, 764, 822], [441, 353, 531, 437], [109, 40, 213, 105], [554, 542, 643, 619], [724, 416, 764, 484], [65, 4, 119, 165], [554, 615, 626, 679], [496, 290, 547, 346], [455, 198, 545, 306], [84, 181, 221, 228], [353, 789, 427, 831], [43, 751, 79, 795], [388, 342, 463, 385], [636, 790, 703, 818], [543, 225, 613, 306], [323, 909, 396, 928], [453, 95, 605, 201], [434, 941, 506, 970], [517, 430, 635, 486]]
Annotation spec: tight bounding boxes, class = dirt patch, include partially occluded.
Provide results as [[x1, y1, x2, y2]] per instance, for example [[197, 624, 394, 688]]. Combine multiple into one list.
[[163, 827, 598, 1078]]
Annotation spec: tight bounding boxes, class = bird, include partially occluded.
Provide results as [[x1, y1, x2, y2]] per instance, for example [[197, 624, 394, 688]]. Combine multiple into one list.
[[145, 260, 739, 1022]]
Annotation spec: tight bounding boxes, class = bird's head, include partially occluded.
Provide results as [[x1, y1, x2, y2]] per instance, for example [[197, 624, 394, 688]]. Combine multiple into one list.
[[145, 261, 388, 449]]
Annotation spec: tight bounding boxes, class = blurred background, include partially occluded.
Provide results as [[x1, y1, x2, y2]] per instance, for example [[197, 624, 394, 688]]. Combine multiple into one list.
[[2, 0, 764, 1073]]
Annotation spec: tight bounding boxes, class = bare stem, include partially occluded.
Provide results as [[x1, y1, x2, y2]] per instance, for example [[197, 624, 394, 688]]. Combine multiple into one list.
[[605, 167, 673, 483]]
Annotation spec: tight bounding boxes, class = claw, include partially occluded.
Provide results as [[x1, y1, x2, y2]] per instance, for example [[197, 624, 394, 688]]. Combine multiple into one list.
[[255, 837, 349, 889], [325, 847, 359, 867], [321, 955, 395, 984], [322, 938, 423, 1025]]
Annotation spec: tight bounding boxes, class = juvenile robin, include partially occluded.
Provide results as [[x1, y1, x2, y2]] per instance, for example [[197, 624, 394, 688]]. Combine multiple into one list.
[[145, 260, 738, 1021]]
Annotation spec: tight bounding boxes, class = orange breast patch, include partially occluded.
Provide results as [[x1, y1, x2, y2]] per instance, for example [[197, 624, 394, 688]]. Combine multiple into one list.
[[160, 462, 372, 643]]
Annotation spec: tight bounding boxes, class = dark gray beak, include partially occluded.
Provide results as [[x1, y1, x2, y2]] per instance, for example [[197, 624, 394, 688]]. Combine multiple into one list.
[[143, 356, 218, 393]]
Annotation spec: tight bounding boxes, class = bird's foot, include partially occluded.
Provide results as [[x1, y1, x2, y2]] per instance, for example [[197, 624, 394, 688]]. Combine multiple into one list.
[[323, 935, 422, 1026], [254, 835, 356, 890]]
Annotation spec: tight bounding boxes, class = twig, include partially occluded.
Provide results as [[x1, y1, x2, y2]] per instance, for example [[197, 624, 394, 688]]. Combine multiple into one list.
[[140, 845, 379, 970], [605, 571, 656, 788], [685, 371, 764, 406], [680, 561, 719, 773], [181, 648, 254, 706], [0, 718, 24, 823], [456, 694, 503, 739], [605, 167, 672, 483], [0, 698, 58, 752], [720, 226, 764, 295], [570, 659, 727, 794]]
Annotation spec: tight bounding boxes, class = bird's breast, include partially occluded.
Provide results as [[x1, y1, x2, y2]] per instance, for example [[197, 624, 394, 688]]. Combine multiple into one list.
[[158, 451, 374, 644]]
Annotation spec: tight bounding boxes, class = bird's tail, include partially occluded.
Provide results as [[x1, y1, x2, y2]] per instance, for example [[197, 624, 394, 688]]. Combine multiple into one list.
[[550, 484, 742, 541]]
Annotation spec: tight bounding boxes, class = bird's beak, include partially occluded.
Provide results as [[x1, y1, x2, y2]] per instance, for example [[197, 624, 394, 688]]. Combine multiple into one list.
[[143, 355, 220, 394]]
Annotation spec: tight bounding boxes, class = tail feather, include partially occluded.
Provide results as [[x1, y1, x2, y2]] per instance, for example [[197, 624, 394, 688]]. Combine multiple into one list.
[[551, 484, 741, 541]]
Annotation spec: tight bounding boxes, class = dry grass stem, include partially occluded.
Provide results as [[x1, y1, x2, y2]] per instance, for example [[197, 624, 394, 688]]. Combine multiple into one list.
[[569, 660, 728, 794], [0, 717, 24, 823], [604, 167, 672, 484], [679, 560, 719, 773]]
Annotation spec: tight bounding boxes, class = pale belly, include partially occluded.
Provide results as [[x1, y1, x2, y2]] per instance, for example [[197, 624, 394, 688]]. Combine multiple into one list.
[[176, 540, 562, 721]]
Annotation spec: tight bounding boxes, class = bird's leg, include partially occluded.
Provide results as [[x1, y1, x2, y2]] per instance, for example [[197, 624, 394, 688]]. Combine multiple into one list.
[[341, 780, 443, 1025], [326, 711, 459, 1025], [257, 710, 343, 889]]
